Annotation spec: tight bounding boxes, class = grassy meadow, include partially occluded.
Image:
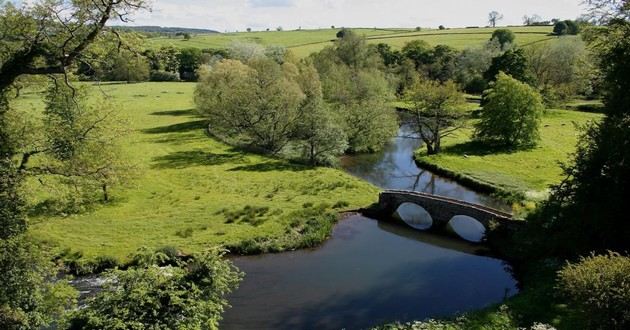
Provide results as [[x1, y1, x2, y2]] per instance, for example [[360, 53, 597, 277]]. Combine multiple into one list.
[[18, 82, 378, 262], [415, 109, 603, 201], [146, 26, 556, 57]]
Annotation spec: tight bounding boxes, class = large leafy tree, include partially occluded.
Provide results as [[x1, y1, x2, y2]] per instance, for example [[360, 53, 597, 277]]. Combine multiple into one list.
[[475, 73, 544, 147], [484, 48, 534, 84], [196, 57, 307, 154], [405, 80, 467, 155], [312, 30, 398, 153]]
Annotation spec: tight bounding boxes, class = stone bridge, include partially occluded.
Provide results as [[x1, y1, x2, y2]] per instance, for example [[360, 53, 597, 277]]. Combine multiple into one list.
[[373, 190, 519, 241]]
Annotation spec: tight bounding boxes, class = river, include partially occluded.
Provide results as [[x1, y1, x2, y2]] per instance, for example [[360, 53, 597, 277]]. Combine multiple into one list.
[[220, 125, 517, 329]]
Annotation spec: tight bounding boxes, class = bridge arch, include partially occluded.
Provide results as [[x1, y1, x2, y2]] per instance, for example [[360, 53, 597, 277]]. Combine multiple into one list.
[[447, 215, 486, 243], [394, 202, 433, 230]]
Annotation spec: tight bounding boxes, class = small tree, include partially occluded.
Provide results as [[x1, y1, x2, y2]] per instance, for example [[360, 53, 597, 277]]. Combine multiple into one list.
[[553, 21, 569, 35], [475, 72, 544, 147], [438, 25, 446, 30], [491, 29, 515, 49], [484, 48, 533, 84], [294, 62, 347, 165], [246, 27, 252, 32], [405, 80, 467, 155], [488, 11, 504, 27]]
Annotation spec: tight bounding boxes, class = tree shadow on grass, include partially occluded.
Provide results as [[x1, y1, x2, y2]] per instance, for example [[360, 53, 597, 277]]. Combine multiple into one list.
[[149, 109, 197, 117], [142, 120, 207, 134], [152, 150, 245, 169], [228, 161, 311, 173], [439, 140, 528, 157]]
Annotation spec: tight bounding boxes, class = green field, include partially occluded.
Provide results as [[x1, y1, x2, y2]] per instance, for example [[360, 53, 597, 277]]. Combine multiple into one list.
[[20, 82, 378, 262], [146, 26, 555, 57], [415, 109, 603, 201]]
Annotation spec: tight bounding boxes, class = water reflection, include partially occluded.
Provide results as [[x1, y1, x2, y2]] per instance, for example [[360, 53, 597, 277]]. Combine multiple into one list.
[[221, 216, 517, 330], [341, 124, 509, 211]]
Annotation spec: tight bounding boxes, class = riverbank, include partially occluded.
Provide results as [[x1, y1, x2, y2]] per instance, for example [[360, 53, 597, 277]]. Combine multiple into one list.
[[19, 82, 378, 268], [414, 109, 603, 206]]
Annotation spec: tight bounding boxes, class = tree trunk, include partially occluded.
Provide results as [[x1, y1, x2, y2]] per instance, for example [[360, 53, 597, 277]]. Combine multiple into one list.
[[102, 183, 109, 202]]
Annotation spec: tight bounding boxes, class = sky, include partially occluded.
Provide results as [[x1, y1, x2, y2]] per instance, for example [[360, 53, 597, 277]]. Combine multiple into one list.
[[117, 0, 586, 32]]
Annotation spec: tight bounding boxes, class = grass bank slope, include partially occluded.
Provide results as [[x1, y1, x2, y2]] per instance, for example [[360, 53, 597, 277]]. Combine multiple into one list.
[[146, 26, 555, 57], [415, 109, 603, 201], [24, 82, 378, 261]]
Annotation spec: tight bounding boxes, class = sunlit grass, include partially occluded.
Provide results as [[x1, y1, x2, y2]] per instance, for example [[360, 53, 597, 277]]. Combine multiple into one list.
[[20, 82, 378, 261], [415, 109, 603, 200]]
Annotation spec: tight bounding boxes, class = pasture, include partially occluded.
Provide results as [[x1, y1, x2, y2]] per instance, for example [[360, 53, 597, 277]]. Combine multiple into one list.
[[146, 26, 556, 57], [20, 82, 378, 262], [415, 109, 603, 201]]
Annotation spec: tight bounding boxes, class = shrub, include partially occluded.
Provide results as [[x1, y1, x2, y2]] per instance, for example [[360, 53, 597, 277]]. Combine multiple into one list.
[[557, 252, 630, 329], [491, 29, 515, 48], [475, 72, 544, 147], [149, 70, 180, 82], [66, 249, 242, 329]]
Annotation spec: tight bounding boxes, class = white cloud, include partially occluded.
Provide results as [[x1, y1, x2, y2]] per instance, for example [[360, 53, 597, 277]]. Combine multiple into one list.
[[121, 0, 585, 31]]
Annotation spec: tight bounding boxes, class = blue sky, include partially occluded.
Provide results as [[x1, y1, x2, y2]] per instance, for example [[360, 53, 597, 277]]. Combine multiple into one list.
[[11, 0, 586, 31]]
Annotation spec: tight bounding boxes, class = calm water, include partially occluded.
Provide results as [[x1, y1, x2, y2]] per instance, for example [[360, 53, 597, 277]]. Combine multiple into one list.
[[341, 124, 508, 211], [221, 126, 517, 329]]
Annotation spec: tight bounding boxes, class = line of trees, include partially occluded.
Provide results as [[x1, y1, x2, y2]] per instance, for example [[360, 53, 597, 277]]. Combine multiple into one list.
[[195, 30, 398, 164]]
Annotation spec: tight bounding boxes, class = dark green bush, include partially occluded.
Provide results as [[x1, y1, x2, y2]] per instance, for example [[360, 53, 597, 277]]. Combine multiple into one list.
[[557, 252, 630, 329], [149, 70, 180, 82]]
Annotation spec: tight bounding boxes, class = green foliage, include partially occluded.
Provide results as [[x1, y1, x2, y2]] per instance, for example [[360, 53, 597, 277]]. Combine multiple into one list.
[[554, 20, 580, 36], [14, 82, 138, 210], [195, 57, 310, 154], [522, 19, 630, 257], [454, 40, 502, 94], [178, 48, 203, 81], [553, 21, 569, 35], [593, 20, 630, 117], [526, 38, 593, 106], [557, 252, 630, 329], [491, 29, 516, 48], [405, 80, 467, 154], [402, 40, 433, 70], [66, 249, 243, 330], [313, 32, 398, 152], [150, 70, 181, 82], [525, 115, 630, 255], [475, 73, 544, 147], [0, 236, 77, 329], [484, 48, 534, 84], [108, 52, 150, 82]]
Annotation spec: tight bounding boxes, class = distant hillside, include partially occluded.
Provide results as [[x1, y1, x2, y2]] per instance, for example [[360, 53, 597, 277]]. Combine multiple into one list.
[[112, 26, 220, 34], [144, 26, 556, 58]]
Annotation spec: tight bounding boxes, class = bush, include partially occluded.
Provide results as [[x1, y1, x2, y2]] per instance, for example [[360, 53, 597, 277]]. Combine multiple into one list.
[[491, 29, 515, 48], [150, 70, 180, 82], [464, 75, 488, 94], [66, 249, 242, 329], [557, 252, 630, 329], [475, 72, 544, 147]]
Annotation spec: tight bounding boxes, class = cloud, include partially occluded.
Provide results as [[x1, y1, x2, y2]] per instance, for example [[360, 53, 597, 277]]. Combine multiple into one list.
[[249, 0, 295, 8]]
